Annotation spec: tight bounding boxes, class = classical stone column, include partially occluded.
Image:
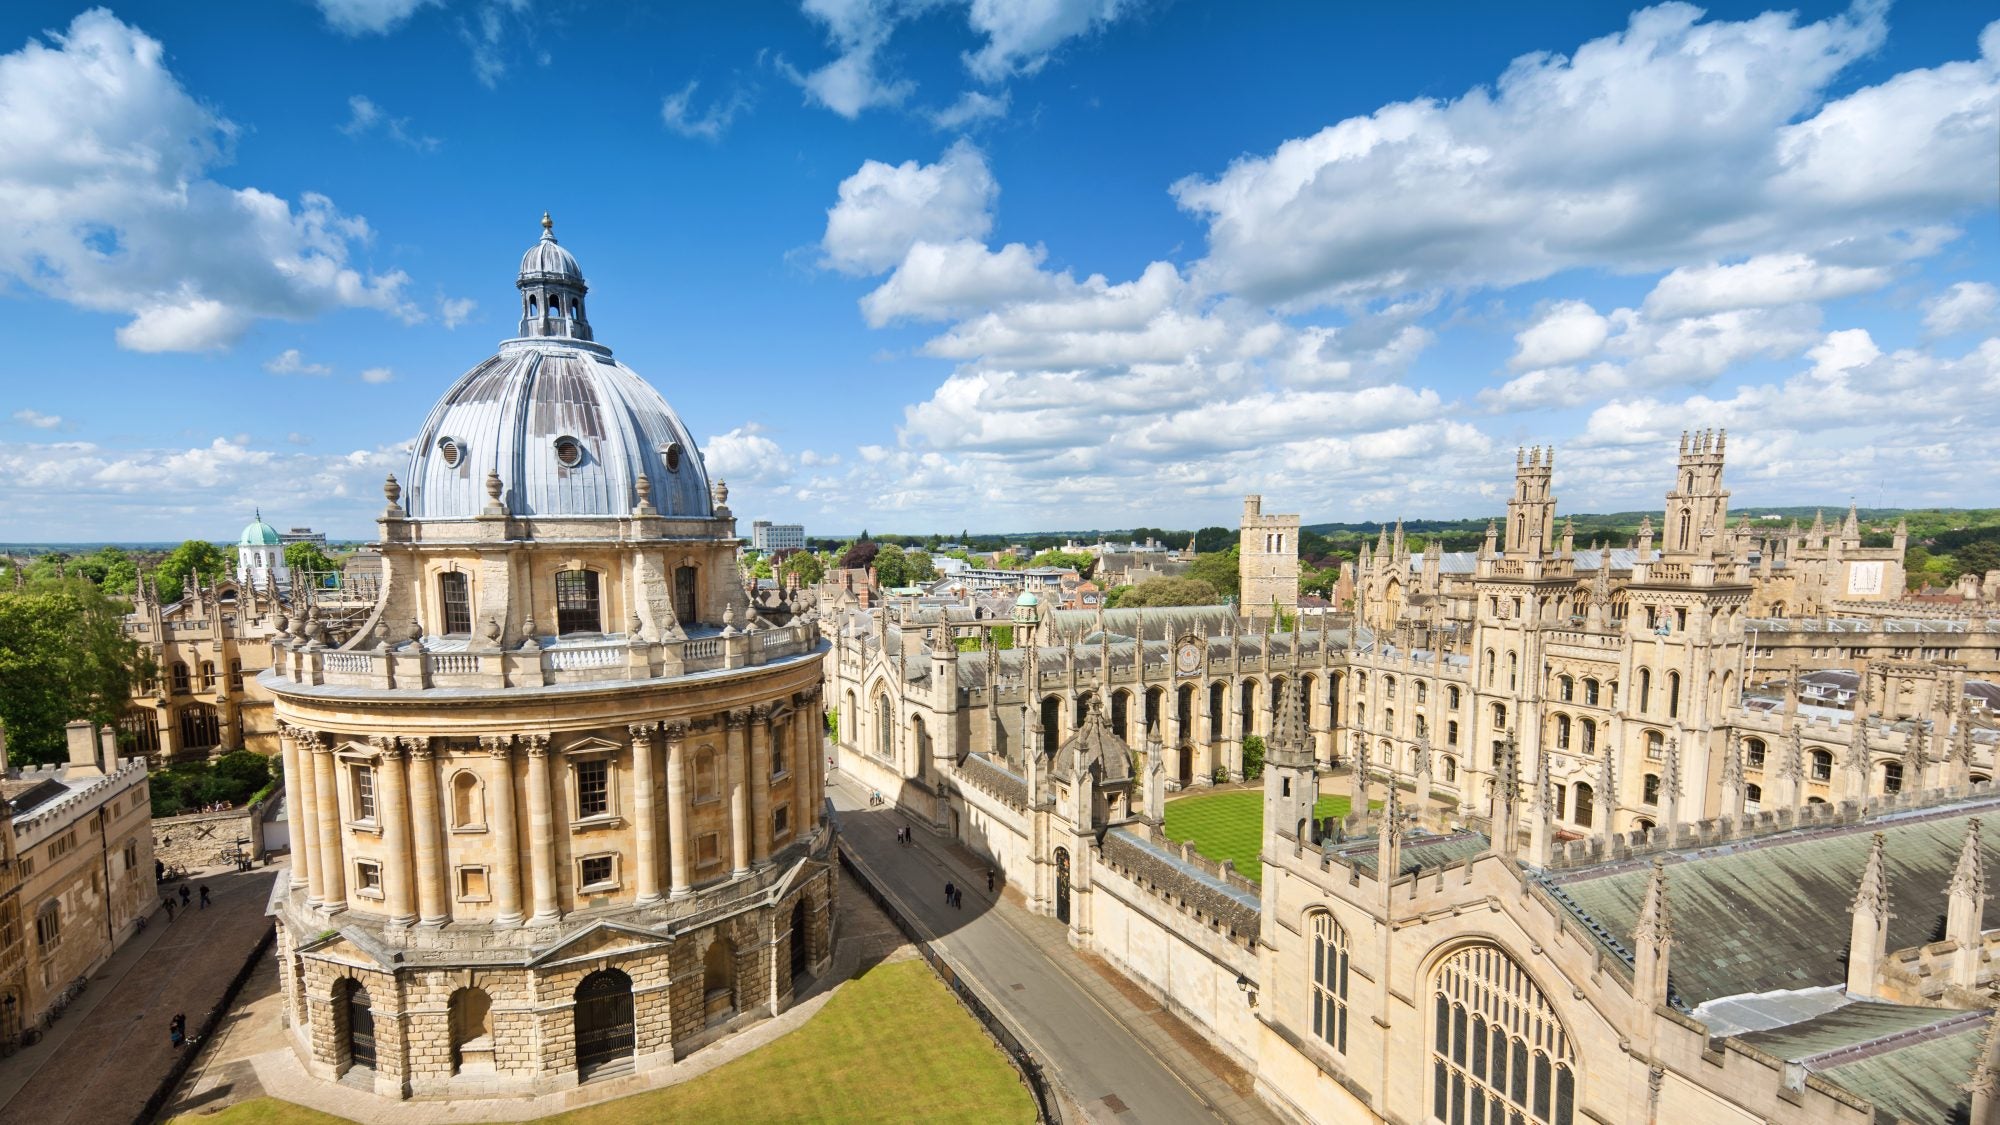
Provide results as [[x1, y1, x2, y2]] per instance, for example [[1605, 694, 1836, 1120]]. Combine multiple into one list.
[[524, 734, 559, 924], [484, 735, 524, 926], [727, 710, 751, 877], [629, 723, 663, 903], [279, 725, 313, 895], [406, 738, 448, 926], [374, 736, 417, 926], [665, 721, 692, 897], [794, 696, 818, 831], [749, 705, 773, 867], [311, 736, 347, 911]]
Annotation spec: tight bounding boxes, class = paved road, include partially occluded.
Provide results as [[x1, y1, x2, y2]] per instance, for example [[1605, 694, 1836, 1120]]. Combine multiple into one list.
[[830, 777, 1274, 1125]]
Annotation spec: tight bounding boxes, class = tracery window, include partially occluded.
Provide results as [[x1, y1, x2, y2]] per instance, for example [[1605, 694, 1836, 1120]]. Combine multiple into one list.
[[1812, 750, 1833, 783], [1880, 759, 1900, 792], [1745, 738, 1766, 770], [1557, 676, 1574, 702], [1310, 912, 1350, 1054], [1582, 678, 1599, 706], [1432, 944, 1575, 1125]]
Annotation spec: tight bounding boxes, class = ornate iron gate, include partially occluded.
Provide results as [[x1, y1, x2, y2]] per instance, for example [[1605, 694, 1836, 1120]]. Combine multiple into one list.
[[346, 984, 377, 1069], [1055, 848, 1071, 924], [790, 901, 809, 977], [573, 970, 635, 1077]]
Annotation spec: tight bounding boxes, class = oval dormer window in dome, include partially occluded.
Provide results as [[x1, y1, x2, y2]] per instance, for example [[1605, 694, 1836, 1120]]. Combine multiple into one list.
[[554, 435, 583, 467], [438, 436, 463, 467], [663, 441, 683, 473]]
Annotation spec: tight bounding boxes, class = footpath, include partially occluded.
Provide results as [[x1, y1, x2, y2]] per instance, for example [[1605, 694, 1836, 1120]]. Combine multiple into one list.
[[0, 864, 278, 1125]]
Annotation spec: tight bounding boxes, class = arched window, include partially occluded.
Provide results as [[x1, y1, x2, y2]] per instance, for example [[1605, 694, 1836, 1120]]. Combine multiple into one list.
[[1666, 671, 1681, 719], [876, 695, 894, 761], [704, 937, 736, 1015], [1637, 668, 1652, 713], [228, 659, 243, 692], [1572, 782, 1593, 827], [1492, 703, 1507, 731], [527, 295, 539, 316], [1578, 719, 1595, 756], [448, 987, 493, 1075], [1744, 783, 1762, 812], [1643, 774, 1660, 805], [1483, 650, 1495, 688], [1646, 730, 1664, 760], [1385, 676, 1397, 699], [451, 771, 485, 829], [1447, 720, 1460, 747], [1432, 945, 1575, 1125], [1557, 675, 1574, 702], [1310, 912, 1350, 1054], [1448, 686, 1461, 709], [198, 660, 216, 691], [1416, 681, 1428, 705], [1811, 750, 1833, 782], [555, 569, 602, 634], [1582, 678, 1600, 706], [694, 748, 719, 800], [1415, 715, 1428, 741], [1443, 756, 1458, 783], [1554, 715, 1570, 751], [1880, 759, 1901, 793], [1745, 738, 1766, 769], [1507, 651, 1518, 690]]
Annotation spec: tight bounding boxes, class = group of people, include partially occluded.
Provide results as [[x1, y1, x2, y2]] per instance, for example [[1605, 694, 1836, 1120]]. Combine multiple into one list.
[[159, 882, 212, 921], [167, 1012, 188, 1049]]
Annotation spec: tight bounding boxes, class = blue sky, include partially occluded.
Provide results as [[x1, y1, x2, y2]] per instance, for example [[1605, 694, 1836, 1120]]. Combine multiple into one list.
[[0, 0, 1995, 542]]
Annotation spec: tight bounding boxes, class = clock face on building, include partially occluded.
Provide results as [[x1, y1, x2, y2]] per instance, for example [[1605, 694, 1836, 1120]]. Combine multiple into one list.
[[1176, 639, 1203, 675]]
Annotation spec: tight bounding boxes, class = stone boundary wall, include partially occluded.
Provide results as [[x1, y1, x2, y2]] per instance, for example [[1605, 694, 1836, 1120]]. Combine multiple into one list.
[[139, 922, 276, 1123], [152, 807, 259, 871]]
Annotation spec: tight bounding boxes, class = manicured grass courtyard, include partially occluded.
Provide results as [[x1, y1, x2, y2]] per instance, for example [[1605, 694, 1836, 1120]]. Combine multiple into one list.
[[1161, 788, 1356, 884], [170, 960, 1035, 1125]]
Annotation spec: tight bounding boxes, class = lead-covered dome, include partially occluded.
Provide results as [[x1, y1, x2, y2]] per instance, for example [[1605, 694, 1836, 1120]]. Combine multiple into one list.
[[402, 218, 713, 522]]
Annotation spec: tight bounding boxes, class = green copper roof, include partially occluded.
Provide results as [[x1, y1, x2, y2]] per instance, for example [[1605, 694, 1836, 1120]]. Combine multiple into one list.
[[238, 515, 281, 545], [1555, 800, 2000, 1005]]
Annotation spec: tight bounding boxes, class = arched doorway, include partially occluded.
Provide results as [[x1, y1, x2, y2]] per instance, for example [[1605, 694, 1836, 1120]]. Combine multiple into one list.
[[1053, 847, 1072, 924], [790, 900, 810, 980], [335, 978, 375, 1072], [573, 969, 635, 1079], [448, 987, 493, 1074]]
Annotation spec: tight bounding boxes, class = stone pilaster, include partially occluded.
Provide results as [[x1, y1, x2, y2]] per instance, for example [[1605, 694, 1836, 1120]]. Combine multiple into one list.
[[311, 735, 347, 911], [524, 733, 559, 924], [666, 721, 692, 898], [406, 738, 448, 925], [727, 709, 751, 877], [630, 723, 663, 903], [484, 735, 524, 925], [373, 735, 417, 926], [749, 705, 773, 867]]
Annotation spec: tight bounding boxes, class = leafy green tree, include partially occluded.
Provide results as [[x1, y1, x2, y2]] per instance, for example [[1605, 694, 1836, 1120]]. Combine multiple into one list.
[[1027, 549, 1095, 575], [905, 549, 937, 584], [284, 540, 338, 575], [1186, 545, 1241, 600], [1193, 526, 1235, 553], [1956, 540, 2000, 580], [73, 546, 139, 595], [874, 544, 913, 587], [1117, 576, 1222, 607], [155, 539, 229, 599], [1103, 584, 1134, 607], [1241, 735, 1266, 780], [0, 578, 146, 767], [781, 551, 827, 587]]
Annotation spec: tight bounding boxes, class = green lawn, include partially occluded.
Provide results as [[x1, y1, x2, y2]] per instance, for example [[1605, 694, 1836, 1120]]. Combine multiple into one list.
[[1161, 789, 1357, 884], [172, 960, 1034, 1125]]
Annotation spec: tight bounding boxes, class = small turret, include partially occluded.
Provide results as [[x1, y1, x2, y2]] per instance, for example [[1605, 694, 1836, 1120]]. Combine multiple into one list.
[[1846, 832, 1891, 998], [1632, 857, 1674, 1009], [1949, 818, 1986, 989]]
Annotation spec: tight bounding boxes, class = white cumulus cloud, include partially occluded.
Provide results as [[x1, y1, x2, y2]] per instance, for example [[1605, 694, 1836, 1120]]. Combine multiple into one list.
[[265, 348, 334, 377], [315, 0, 437, 35], [821, 140, 997, 274], [1924, 281, 2000, 337]]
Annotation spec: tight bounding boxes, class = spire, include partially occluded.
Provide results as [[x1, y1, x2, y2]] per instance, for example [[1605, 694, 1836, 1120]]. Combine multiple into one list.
[[1595, 735, 1618, 839], [1633, 857, 1675, 1008], [1950, 818, 1985, 908], [1847, 832, 1891, 997]]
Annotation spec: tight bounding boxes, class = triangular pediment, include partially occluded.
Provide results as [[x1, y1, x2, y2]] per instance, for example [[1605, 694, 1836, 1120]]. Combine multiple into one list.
[[559, 734, 622, 756], [297, 929, 392, 968], [530, 918, 667, 966]]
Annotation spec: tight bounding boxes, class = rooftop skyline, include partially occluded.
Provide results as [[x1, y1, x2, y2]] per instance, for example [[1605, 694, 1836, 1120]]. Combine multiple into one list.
[[0, 1, 1995, 542]]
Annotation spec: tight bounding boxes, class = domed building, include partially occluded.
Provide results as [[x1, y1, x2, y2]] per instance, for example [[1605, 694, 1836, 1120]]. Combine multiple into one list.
[[264, 216, 833, 1099], [237, 511, 287, 589]]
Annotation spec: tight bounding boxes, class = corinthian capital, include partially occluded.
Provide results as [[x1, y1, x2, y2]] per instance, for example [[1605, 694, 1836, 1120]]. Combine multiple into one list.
[[724, 709, 750, 731], [405, 736, 436, 762], [627, 723, 656, 746], [522, 733, 551, 756], [481, 734, 514, 758]]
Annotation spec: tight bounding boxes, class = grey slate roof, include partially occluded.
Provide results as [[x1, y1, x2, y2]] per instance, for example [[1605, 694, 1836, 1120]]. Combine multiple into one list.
[[1554, 799, 2000, 1005]]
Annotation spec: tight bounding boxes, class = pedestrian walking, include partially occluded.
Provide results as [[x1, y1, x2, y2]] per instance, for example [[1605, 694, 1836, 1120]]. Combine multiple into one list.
[[169, 1013, 186, 1049], [162, 898, 175, 922], [944, 881, 956, 905], [199, 884, 211, 909], [953, 888, 963, 910], [178, 884, 190, 907], [985, 868, 995, 893], [154, 858, 165, 882]]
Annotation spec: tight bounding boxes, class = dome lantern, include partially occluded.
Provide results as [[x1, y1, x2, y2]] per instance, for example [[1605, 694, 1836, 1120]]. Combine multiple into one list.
[[517, 212, 591, 341]]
